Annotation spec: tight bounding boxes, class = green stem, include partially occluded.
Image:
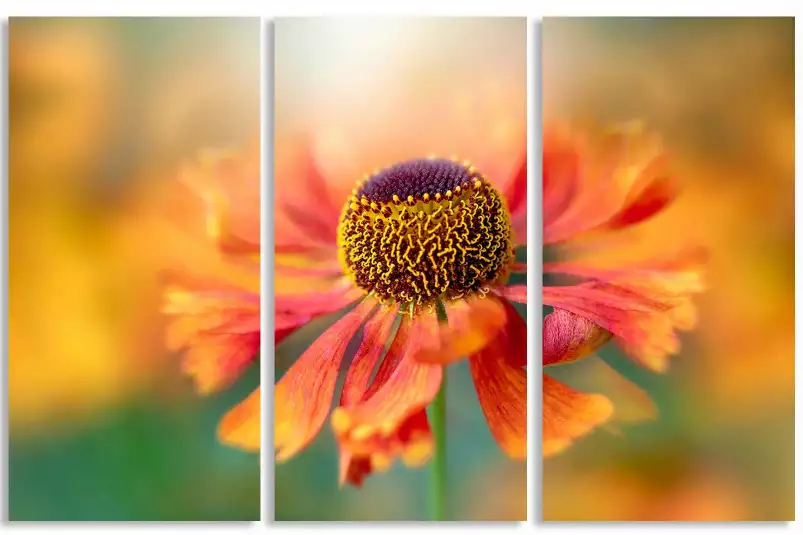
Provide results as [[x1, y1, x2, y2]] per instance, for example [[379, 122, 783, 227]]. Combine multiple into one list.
[[429, 372, 448, 521]]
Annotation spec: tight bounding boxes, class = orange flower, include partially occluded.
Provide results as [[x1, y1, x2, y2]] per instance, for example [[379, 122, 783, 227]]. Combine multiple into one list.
[[158, 140, 261, 452], [542, 122, 705, 455], [275, 146, 528, 487]]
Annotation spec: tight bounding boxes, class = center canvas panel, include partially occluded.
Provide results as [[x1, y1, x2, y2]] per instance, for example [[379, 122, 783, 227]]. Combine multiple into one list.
[[273, 16, 528, 522]]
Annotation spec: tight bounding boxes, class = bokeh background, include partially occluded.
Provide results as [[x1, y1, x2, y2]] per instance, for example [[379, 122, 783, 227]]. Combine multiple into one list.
[[9, 17, 260, 520], [542, 17, 794, 521], [274, 17, 527, 521]]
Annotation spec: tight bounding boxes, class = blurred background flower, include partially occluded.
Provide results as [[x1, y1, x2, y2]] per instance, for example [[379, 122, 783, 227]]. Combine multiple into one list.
[[542, 17, 793, 521], [9, 17, 260, 520], [274, 17, 526, 521]]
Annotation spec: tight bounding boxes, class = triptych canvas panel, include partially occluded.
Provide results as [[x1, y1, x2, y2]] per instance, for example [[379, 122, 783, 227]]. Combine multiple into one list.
[[7, 16, 794, 522]]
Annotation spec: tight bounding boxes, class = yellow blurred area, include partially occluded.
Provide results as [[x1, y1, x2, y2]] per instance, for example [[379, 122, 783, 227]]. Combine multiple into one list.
[[543, 18, 793, 520], [9, 18, 259, 436]]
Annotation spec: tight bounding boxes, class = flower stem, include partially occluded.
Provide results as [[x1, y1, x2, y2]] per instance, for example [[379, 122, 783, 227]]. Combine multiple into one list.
[[429, 372, 448, 521]]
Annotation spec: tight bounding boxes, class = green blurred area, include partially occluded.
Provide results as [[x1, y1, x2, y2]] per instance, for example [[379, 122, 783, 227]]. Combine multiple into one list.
[[9, 368, 260, 522]]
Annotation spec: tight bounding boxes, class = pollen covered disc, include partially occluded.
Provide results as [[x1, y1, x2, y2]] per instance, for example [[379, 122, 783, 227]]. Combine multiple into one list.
[[337, 158, 514, 307]]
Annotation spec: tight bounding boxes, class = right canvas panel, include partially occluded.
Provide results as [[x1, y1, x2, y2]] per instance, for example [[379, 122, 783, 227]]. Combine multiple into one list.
[[542, 17, 794, 521]]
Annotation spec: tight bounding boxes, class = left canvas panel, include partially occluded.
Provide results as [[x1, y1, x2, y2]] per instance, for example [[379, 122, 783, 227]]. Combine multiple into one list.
[[9, 17, 261, 521]]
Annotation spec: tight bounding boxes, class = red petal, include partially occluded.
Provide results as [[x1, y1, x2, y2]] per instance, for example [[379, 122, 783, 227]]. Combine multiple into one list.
[[340, 304, 399, 407], [469, 317, 527, 459], [275, 136, 341, 247], [332, 318, 441, 458], [274, 298, 376, 462], [503, 154, 527, 246], [543, 249, 704, 372], [544, 284, 679, 372], [274, 280, 364, 343], [497, 284, 527, 304], [337, 409, 432, 488], [543, 308, 611, 367], [543, 123, 580, 232], [604, 160, 677, 231]]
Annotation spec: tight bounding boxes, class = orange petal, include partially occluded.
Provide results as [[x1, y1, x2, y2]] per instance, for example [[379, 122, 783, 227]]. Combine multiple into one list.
[[181, 332, 260, 394], [218, 387, 260, 452], [543, 374, 613, 457], [412, 296, 506, 365], [163, 286, 260, 394], [469, 319, 527, 459], [551, 357, 657, 428], [332, 318, 441, 458], [274, 298, 376, 462], [543, 122, 674, 245], [334, 318, 437, 486], [543, 308, 611, 367], [181, 142, 261, 255]]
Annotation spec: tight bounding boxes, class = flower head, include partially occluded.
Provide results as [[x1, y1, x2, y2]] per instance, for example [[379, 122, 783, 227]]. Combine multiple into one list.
[[542, 121, 705, 455], [275, 146, 527, 487]]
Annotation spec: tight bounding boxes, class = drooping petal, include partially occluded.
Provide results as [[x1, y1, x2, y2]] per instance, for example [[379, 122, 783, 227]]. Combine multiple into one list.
[[543, 308, 612, 367], [274, 298, 376, 462], [332, 318, 441, 460], [469, 307, 527, 458], [412, 296, 507, 365], [218, 387, 260, 452], [550, 357, 657, 429], [543, 374, 613, 457], [340, 304, 400, 407]]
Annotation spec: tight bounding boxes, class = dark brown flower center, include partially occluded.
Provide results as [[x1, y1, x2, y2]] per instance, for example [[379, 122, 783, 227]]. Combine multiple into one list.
[[338, 158, 514, 311]]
